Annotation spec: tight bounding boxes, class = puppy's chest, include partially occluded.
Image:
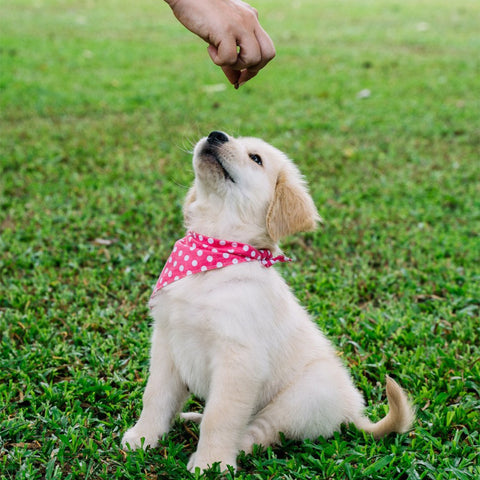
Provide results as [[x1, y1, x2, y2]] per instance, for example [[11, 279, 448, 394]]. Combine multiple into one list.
[[152, 294, 223, 399], [150, 266, 285, 398], [167, 322, 213, 399]]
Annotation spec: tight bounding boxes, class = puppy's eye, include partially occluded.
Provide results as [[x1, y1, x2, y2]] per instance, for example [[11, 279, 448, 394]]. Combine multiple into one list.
[[249, 153, 263, 166]]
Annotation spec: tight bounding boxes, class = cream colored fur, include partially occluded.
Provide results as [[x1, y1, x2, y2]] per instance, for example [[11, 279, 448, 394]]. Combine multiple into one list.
[[122, 133, 415, 472]]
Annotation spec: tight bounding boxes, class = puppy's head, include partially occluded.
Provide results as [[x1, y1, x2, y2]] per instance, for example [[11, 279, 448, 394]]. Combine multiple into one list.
[[184, 131, 320, 249]]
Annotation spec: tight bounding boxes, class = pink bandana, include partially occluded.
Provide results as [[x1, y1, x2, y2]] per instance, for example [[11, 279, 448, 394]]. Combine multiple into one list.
[[151, 231, 291, 297]]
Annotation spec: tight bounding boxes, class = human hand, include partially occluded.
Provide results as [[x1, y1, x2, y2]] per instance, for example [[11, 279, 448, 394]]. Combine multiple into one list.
[[165, 0, 275, 88]]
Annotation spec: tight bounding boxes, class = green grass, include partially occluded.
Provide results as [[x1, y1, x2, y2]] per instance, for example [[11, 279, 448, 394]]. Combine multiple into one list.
[[1, 0, 479, 478]]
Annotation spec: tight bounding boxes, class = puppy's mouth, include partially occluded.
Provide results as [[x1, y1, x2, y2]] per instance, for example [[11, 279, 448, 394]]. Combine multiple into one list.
[[201, 147, 235, 183]]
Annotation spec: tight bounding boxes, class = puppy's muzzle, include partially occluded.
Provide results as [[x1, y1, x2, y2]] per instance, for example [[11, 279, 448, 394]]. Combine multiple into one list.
[[201, 131, 235, 183]]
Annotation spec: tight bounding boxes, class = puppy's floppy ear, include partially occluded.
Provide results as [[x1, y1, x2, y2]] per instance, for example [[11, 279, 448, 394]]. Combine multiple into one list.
[[183, 186, 197, 226], [266, 166, 321, 242]]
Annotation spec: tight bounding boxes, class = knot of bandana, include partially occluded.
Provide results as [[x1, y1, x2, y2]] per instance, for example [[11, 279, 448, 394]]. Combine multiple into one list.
[[151, 231, 291, 297]]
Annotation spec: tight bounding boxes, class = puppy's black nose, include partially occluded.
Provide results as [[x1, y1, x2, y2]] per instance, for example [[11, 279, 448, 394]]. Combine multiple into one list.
[[207, 131, 229, 145]]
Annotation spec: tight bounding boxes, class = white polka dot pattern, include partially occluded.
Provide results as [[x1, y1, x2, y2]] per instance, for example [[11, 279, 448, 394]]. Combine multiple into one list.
[[151, 231, 292, 297]]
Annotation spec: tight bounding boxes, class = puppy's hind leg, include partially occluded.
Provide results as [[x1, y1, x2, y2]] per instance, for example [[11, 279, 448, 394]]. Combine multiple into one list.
[[240, 360, 362, 453], [122, 324, 188, 450]]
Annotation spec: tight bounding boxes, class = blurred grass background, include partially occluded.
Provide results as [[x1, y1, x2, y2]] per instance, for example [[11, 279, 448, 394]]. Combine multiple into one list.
[[1, 0, 479, 478]]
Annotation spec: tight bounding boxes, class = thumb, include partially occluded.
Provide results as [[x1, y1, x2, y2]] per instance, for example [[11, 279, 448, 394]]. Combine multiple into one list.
[[207, 42, 238, 67]]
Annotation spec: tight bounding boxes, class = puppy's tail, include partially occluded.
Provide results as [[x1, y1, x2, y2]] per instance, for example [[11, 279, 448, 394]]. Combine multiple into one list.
[[180, 412, 203, 424], [354, 376, 415, 439]]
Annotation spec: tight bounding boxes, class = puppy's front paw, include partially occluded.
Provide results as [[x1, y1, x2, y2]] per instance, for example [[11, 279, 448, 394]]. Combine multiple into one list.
[[122, 426, 159, 450], [187, 451, 236, 473], [186, 452, 197, 472]]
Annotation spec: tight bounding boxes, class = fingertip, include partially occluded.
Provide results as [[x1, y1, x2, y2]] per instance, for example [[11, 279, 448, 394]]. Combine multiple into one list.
[[207, 44, 217, 56], [237, 68, 259, 86], [207, 44, 219, 64], [221, 65, 241, 86]]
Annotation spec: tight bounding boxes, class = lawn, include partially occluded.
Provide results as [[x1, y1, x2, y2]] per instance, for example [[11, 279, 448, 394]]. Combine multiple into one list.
[[1, 0, 479, 478]]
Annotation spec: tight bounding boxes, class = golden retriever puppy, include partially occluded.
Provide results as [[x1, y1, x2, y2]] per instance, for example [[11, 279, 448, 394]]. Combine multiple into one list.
[[122, 131, 414, 472]]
